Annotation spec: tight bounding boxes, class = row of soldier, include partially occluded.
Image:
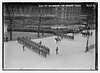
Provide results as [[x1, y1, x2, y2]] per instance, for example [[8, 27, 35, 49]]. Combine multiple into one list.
[[17, 37, 50, 58], [57, 33, 74, 40]]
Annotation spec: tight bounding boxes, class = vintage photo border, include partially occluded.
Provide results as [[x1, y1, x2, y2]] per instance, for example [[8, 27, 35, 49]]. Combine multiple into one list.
[[2, 2, 98, 71]]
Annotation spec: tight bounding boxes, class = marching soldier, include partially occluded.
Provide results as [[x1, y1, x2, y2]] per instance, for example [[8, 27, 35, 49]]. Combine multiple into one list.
[[23, 45, 25, 51], [56, 47, 59, 55], [44, 51, 47, 58]]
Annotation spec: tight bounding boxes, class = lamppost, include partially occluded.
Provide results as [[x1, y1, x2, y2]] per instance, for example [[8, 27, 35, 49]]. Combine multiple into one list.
[[85, 32, 89, 52]]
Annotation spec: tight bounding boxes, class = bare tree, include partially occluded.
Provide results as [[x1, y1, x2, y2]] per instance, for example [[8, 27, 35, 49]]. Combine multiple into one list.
[[5, 4, 17, 40], [38, 6, 43, 38]]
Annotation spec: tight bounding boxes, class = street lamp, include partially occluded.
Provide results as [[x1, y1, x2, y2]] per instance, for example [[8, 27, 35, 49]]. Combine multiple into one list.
[[85, 33, 89, 52]]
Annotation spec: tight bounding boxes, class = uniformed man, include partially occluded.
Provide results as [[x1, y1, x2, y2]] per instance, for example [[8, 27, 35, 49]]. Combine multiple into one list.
[[23, 45, 25, 51], [56, 47, 59, 55]]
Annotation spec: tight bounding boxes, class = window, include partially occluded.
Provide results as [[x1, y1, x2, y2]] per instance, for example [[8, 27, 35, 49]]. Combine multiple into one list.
[[58, 7, 62, 10]]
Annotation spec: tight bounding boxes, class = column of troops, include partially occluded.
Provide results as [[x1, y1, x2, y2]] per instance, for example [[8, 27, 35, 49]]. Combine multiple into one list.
[[17, 37, 50, 58]]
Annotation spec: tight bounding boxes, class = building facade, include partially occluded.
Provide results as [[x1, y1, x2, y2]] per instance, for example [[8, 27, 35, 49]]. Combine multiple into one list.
[[81, 4, 95, 25], [55, 5, 81, 22], [4, 4, 82, 25]]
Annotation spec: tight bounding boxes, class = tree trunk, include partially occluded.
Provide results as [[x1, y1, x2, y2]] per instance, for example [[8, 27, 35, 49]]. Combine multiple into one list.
[[9, 20, 12, 40], [42, 31, 44, 36], [38, 24, 40, 38], [38, 16, 41, 38], [10, 30, 12, 40]]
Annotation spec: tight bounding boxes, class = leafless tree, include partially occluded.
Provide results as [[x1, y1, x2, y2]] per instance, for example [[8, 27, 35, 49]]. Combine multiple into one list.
[[5, 4, 17, 40], [38, 6, 43, 38]]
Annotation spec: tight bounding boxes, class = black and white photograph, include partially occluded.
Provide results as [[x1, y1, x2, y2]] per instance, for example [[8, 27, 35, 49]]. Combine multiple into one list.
[[2, 2, 98, 71]]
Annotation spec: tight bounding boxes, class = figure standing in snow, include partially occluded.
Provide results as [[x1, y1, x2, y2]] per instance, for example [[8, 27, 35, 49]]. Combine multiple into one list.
[[23, 45, 25, 51], [56, 47, 59, 55]]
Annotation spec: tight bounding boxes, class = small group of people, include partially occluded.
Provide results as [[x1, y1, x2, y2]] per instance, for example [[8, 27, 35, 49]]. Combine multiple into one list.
[[81, 30, 93, 36], [39, 40, 59, 55], [26, 36, 31, 40], [55, 36, 61, 43]]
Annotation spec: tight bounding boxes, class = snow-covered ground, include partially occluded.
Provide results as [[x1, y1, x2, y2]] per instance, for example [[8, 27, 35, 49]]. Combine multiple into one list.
[[4, 30, 95, 69]]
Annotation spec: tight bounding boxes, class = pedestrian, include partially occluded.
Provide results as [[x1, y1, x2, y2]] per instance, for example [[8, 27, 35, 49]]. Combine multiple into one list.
[[56, 47, 59, 55], [23, 45, 25, 51]]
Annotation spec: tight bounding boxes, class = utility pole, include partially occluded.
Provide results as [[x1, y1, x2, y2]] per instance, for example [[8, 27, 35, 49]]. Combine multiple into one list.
[[85, 35, 89, 52]]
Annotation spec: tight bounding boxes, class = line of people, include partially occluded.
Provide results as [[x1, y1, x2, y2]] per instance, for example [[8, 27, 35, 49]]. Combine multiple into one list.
[[17, 37, 50, 58], [81, 31, 93, 36], [56, 33, 74, 40]]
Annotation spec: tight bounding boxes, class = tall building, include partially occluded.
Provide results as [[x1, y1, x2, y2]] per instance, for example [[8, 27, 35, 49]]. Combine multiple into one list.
[[4, 4, 82, 25], [81, 4, 95, 25], [55, 5, 81, 23]]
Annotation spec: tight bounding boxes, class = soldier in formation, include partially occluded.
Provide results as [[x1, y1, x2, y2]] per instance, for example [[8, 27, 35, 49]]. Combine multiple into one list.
[[56, 47, 59, 55]]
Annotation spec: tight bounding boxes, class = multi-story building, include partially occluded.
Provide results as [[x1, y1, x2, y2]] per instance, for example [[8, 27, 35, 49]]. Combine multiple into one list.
[[4, 4, 82, 26], [12, 5, 55, 17], [81, 4, 95, 25], [55, 5, 81, 23]]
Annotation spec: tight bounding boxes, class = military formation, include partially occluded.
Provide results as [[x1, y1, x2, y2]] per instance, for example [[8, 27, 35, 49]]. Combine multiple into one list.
[[16, 29, 93, 58], [17, 37, 50, 58]]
